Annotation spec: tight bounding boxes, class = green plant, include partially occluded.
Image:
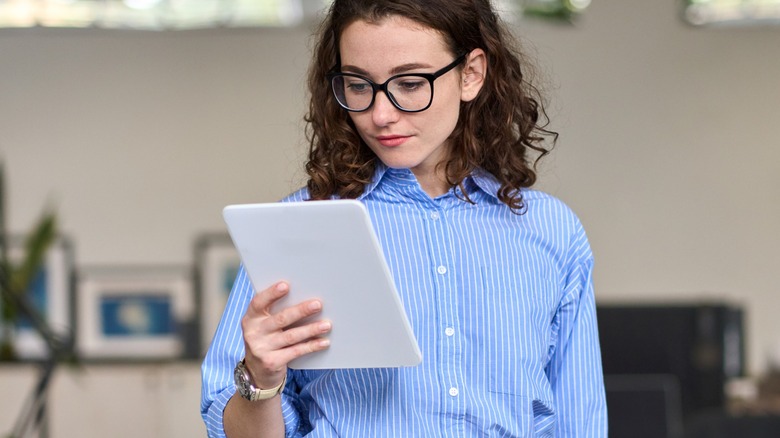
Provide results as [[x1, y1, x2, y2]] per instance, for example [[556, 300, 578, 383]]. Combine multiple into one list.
[[0, 161, 77, 438], [0, 161, 69, 360]]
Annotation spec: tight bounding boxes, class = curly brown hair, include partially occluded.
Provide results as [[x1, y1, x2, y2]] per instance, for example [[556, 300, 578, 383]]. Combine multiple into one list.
[[304, 0, 557, 212]]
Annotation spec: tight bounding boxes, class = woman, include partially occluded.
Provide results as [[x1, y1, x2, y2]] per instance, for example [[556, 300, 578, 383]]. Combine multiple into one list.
[[202, 0, 607, 436]]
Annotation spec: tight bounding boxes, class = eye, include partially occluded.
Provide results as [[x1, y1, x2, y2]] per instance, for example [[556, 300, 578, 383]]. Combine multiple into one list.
[[345, 80, 371, 94], [395, 78, 427, 93]]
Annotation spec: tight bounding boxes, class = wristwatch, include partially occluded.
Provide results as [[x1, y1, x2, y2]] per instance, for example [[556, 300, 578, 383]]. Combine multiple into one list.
[[234, 359, 287, 401]]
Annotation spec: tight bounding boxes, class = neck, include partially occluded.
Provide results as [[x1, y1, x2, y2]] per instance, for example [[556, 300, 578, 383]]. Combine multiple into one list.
[[411, 167, 449, 198]]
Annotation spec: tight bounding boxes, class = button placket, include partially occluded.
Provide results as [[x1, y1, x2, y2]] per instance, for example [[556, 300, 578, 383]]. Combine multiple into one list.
[[422, 205, 463, 416]]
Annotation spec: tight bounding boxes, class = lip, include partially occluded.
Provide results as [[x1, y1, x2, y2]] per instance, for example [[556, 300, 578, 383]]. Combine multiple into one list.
[[376, 135, 410, 147]]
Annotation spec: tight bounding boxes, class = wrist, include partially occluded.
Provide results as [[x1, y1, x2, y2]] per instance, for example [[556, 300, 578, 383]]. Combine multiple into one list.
[[234, 359, 287, 401]]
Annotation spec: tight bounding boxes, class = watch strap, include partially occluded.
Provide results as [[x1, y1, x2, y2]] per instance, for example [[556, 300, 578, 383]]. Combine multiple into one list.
[[236, 359, 287, 401], [250, 369, 287, 401]]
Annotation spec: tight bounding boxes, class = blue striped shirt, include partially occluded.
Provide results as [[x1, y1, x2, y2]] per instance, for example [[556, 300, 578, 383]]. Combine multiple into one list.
[[201, 164, 607, 437]]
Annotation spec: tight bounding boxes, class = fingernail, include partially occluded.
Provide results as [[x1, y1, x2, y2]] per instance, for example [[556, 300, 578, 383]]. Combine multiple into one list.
[[308, 301, 322, 311], [318, 339, 330, 348], [319, 321, 331, 331], [276, 282, 288, 292]]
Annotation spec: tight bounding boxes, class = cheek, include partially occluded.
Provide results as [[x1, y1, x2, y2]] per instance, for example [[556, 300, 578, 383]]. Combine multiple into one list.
[[347, 113, 371, 139], [425, 96, 461, 138], [346, 114, 382, 156], [430, 81, 463, 119]]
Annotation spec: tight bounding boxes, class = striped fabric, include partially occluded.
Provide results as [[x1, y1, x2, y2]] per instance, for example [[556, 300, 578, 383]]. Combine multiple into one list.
[[201, 164, 607, 437]]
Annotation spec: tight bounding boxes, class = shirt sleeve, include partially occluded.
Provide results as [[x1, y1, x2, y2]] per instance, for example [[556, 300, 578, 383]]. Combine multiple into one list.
[[200, 265, 305, 438], [546, 221, 608, 437]]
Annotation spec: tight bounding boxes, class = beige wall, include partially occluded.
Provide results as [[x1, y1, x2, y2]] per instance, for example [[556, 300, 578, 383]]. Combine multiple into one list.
[[1, 1, 779, 432]]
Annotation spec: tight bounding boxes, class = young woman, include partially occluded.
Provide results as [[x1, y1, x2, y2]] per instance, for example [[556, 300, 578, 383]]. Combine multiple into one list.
[[201, 1, 607, 436]]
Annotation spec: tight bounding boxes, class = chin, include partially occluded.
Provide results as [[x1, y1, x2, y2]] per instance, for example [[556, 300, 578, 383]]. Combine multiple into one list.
[[373, 152, 420, 170], [382, 161, 421, 171]]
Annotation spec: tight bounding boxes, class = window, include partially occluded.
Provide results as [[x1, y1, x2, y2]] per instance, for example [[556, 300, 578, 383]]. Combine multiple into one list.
[[0, 0, 327, 30], [683, 0, 780, 26], [0, 0, 591, 30]]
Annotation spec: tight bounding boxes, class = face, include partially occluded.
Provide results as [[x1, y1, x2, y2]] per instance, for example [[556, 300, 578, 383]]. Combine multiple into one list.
[[338, 16, 479, 191]]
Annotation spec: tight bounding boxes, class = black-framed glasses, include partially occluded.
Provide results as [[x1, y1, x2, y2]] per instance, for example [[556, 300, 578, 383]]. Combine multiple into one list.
[[327, 54, 467, 113]]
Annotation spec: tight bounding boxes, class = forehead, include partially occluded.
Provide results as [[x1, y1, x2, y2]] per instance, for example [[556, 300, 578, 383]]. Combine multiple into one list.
[[338, 16, 451, 69]]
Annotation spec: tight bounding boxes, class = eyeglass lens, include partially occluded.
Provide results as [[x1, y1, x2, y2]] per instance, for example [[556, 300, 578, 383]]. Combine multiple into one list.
[[331, 75, 432, 112]]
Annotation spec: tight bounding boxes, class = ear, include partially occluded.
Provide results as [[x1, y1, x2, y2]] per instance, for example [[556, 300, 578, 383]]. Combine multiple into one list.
[[460, 48, 487, 103]]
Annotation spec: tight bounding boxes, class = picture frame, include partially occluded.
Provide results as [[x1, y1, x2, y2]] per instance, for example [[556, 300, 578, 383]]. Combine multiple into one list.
[[194, 233, 241, 357], [2, 235, 75, 361], [75, 265, 195, 361]]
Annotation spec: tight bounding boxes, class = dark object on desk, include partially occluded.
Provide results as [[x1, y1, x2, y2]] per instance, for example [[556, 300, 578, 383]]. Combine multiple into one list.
[[605, 374, 684, 438], [685, 410, 780, 438], [597, 303, 744, 418], [686, 372, 780, 437]]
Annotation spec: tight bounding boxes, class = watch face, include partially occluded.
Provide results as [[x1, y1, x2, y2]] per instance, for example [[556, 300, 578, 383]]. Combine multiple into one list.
[[234, 362, 253, 399]]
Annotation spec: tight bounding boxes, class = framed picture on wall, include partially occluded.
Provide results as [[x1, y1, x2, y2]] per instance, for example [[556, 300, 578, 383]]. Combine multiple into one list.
[[2, 236, 75, 361], [194, 233, 240, 357], [75, 266, 195, 361]]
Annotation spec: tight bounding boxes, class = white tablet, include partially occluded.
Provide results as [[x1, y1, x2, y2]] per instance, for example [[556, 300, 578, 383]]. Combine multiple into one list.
[[223, 199, 422, 370]]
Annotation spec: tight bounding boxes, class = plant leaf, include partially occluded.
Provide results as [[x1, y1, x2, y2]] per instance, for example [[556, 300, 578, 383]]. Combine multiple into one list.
[[9, 212, 57, 296]]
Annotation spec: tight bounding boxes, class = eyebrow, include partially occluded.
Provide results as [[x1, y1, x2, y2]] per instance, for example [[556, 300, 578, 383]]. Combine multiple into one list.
[[340, 62, 433, 77]]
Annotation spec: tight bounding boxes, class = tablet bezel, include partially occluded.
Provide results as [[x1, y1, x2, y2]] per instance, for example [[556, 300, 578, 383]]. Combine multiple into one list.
[[222, 199, 422, 369]]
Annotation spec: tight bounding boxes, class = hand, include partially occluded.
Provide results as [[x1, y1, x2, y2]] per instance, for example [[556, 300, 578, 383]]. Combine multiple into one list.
[[241, 281, 332, 390]]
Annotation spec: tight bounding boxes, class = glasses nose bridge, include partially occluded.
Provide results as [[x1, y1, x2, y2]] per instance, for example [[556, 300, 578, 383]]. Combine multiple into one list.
[[369, 78, 399, 111], [371, 79, 394, 106]]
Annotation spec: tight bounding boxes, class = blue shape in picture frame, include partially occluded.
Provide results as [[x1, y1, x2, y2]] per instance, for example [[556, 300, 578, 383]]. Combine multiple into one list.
[[16, 268, 48, 329], [100, 294, 173, 337], [222, 263, 238, 295]]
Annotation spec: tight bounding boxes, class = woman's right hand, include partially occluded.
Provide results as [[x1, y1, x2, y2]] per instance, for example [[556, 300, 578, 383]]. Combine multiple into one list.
[[240, 281, 332, 392]]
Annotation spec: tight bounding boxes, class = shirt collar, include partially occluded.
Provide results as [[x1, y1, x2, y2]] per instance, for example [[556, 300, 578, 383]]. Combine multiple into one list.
[[357, 162, 503, 202], [469, 167, 503, 202]]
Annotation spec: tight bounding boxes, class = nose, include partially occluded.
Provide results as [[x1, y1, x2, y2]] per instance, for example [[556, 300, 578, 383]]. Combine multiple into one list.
[[370, 90, 400, 127]]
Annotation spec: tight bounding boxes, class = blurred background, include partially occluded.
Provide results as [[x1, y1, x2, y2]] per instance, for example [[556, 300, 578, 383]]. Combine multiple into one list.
[[1, 0, 779, 437]]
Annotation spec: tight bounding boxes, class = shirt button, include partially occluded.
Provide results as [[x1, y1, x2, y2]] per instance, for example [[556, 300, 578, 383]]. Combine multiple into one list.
[[444, 327, 455, 337], [437, 265, 447, 275], [449, 387, 459, 397], [430, 211, 440, 220]]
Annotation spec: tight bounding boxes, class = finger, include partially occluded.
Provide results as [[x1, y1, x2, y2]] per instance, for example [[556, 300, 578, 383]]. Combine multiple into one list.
[[268, 319, 332, 351], [245, 335, 331, 389], [245, 321, 331, 375], [273, 337, 331, 367], [245, 281, 289, 319], [264, 299, 323, 332]]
